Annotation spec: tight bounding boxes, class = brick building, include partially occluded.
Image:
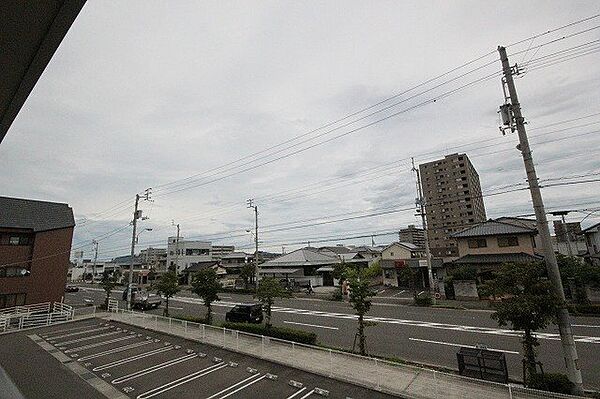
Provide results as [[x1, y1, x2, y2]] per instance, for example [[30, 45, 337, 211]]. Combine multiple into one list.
[[419, 153, 486, 258], [0, 196, 75, 308]]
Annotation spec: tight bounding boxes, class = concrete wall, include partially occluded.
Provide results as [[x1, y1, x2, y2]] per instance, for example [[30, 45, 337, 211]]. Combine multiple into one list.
[[453, 280, 479, 301], [456, 233, 535, 257]]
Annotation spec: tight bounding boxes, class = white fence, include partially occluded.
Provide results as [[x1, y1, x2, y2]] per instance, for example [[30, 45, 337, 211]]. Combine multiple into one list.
[[108, 309, 582, 399], [0, 302, 75, 333]]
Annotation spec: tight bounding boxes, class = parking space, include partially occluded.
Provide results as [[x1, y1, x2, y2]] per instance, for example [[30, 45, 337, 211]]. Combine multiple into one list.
[[17, 318, 397, 399]]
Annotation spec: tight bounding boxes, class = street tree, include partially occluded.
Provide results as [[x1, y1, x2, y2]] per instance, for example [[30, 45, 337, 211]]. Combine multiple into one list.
[[191, 268, 221, 324], [345, 261, 381, 355], [240, 263, 255, 290], [255, 277, 290, 329], [100, 270, 120, 309], [557, 254, 600, 305], [481, 262, 561, 384], [154, 271, 180, 317]]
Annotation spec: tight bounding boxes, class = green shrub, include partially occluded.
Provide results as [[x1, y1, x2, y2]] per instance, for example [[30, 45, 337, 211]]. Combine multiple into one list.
[[527, 373, 573, 394], [414, 293, 432, 307], [171, 314, 208, 324], [221, 322, 317, 345], [572, 304, 600, 315], [219, 287, 256, 294], [330, 290, 343, 301]]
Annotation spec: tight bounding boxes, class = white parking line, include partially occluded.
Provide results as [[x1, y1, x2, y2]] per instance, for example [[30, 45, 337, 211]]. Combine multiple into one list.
[[78, 341, 153, 361], [93, 346, 174, 371], [112, 353, 198, 384], [54, 331, 121, 346], [43, 323, 102, 336], [65, 335, 136, 353], [408, 338, 520, 355], [283, 321, 339, 330], [286, 387, 307, 399], [299, 389, 315, 399], [136, 363, 227, 399], [218, 374, 266, 399], [49, 326, 112, 340], [205, 373, 262, 399]]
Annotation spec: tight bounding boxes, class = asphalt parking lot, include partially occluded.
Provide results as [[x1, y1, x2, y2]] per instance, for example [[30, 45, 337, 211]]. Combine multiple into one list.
[[1, 318, 398, 399]]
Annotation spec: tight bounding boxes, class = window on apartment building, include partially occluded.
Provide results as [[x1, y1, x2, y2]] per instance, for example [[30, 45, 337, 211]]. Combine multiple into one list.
[[5, 234, 31, 246], [186, 248, 210, 256], [498, 236, 519, 247], [468, 238, 487, 248], [0, 267, 30, 278], [0, 293, 26, 309]]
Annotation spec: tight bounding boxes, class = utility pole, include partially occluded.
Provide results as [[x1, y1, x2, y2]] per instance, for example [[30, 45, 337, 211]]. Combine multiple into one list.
[[551, 211, 574, 257], [127, 188, 151, 310], [247, 199, 259, 286], [498, 46, 583, 393], [172, 221, 180, 273], [412, 158, 435, 304], [91, 240, 98, 284]]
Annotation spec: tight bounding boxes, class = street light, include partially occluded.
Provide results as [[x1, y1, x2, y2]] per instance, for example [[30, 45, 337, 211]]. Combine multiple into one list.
[[136, 228, 153, 244]]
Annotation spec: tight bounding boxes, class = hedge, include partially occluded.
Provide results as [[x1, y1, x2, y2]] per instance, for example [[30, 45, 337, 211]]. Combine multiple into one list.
[[528, 373, 573, 394], [570, 304, 600, 315], [221, 322, 317, 345], [171, 314, 208, 324], [219, 287, 256, 294]]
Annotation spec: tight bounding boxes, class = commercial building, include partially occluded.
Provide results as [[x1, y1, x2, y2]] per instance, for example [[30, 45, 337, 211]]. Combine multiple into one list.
[[140, 247, 167, 271], [0, 196, 74, 308], [419, 153, 486, 258], [211, 245, 235, 260], [398, 225, 425, 248], [166, 238, 235, 274]]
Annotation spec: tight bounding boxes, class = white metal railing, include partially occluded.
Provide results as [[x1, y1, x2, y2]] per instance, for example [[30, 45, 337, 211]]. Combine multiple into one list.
[[108, 309, 582, 399], [0, 302, 74, 333]]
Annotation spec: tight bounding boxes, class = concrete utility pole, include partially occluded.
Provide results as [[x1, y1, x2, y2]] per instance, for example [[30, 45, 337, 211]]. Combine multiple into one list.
[[247, 199, 259, 286], [172, 221, 180, 273], [91, 240, 98, 284], [127, 188, 151, 310], [412, 157, 435, 304], [552, 211, 574, 257], [498, 46, 583, 393]]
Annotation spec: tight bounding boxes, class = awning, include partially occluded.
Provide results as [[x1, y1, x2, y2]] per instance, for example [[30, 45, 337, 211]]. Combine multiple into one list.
[[316, 266, 334, 272], [258, 268, 300, 274]]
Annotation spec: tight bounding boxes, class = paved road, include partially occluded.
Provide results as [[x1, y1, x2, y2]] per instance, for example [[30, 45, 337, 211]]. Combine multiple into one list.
[[67, 287, 600, 389], [1, 318, 395, 399]]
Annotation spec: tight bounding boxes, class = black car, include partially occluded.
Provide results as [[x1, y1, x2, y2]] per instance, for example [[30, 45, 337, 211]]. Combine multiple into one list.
[[65, 285, 79, 292], [225, 304, 263, 323]]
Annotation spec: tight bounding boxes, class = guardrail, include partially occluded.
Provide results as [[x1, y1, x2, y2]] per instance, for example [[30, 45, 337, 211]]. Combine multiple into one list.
[[108, 309, 581, 399], [0, 302, 52, 316], [0, 302, 74, 333]]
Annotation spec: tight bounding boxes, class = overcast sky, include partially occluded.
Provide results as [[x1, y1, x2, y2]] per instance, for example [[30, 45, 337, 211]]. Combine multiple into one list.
[[2, 1, 600, 259]]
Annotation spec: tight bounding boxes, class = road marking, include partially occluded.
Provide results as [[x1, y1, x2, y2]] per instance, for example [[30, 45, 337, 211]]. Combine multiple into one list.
[[112, 353, 198, 384], [78, 340, 153, 361], [205, 373, 262, 399], [217, 375, 266, 399], [49, 326, 112, 340], [54, 331, 121, 346], [378, 289, 386, 295], [393, 290, 406, 296], [65, 335, 136, 353], [299, 389, 315, 399], [573, 324, 600, 328], [286, 387, 307, 399], [93, 346, 174, 371], [170, 306, 184, 310], [220, 296, 232, 299], [43, 323, 102, 336], [283, 321, 339, 330], [408, 338, 520, 355], [136, 363, 227, 399]]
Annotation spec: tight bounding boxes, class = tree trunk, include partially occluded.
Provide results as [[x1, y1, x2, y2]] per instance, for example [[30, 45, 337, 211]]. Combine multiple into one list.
[[265, 303, 272, 329], [206, 303, 212, 325], [105, 291, 110, 309], [164, 297, 169, 317], [523, 328, 538, 383], [358, 313, 366, 355]]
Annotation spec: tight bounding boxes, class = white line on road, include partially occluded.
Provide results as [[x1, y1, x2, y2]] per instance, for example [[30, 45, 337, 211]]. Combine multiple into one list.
[[408, 338, 520, 355], [112, 353, 198, 384], [286, 387, 307, 399], [283, 321, 339, 330], [136, 363, 227, 399], [205, 374, 262, 399], [77, 340, 153, 361], [393, 290, 406, 296], [55, 331, 122, 346], [299, 389, 315, 399], [573, 324, 600, 328], [218, 375, 267, 399], [49, 326, 111, 340], [93, 346, 174, 371], [43, 323, 101, 336], [169, 306, 184, 310], [65, 335, 136, 353]]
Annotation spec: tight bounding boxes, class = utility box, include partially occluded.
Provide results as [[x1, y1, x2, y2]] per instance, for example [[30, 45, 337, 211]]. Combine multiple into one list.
[[457, 347, 508, 383]]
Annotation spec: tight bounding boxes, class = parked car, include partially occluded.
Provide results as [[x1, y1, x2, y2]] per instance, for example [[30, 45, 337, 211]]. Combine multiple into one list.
[[225, 303, 263, 323], [65, 284, 79, 292], [131, 291, 161, 310], [122, 284, 139, 300]]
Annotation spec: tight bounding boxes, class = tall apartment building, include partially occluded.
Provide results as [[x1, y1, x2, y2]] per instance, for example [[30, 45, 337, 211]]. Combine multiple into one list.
[[166, 238, 235, 274], [419, 153, 486, 258], [398, 224, 425, 248]]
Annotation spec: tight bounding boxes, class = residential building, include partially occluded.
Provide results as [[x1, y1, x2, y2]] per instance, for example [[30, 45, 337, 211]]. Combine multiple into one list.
[[166, 237, 211, 274], [380, 242, 442, 288], [398, 225, 425, 248], [581, 222, 600, 266], [0, 196, 74, 308], [220, 252, 250, 274], [69, 261, 119, 282], [449, 219, 543, 278], [182, 261, 226, 285], [211, 245, 235, 260], [552, 220, 587, 256], [140, 247, 167, 271], [419, 153, 486, 259], [258, 247, 341, 287]]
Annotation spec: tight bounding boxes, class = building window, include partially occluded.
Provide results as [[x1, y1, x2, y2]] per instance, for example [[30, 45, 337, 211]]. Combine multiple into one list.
[[0, 267, 30, 278], [468, 238, 487, 248], [498, 236, 519, 247], [186, 248, 210, 256], [0, 293, 27, 309]]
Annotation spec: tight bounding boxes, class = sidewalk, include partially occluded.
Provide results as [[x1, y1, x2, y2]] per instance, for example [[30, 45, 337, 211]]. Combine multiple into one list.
[[104, 310, 579, 399]]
